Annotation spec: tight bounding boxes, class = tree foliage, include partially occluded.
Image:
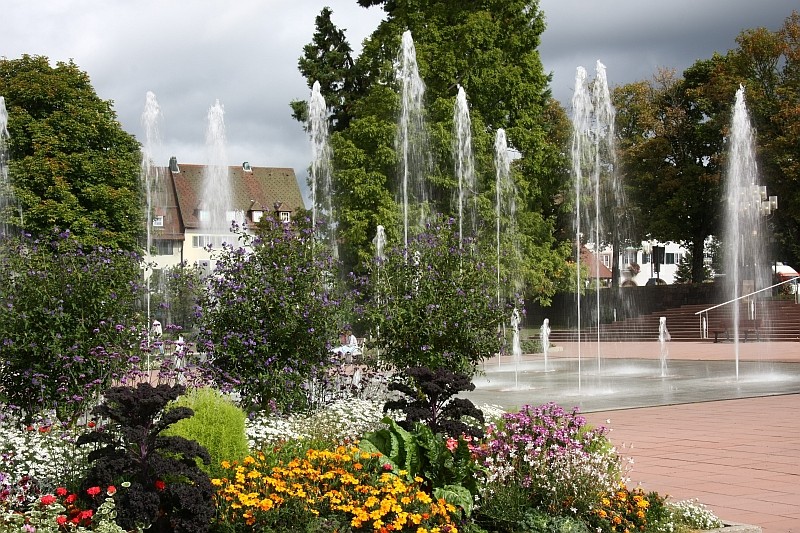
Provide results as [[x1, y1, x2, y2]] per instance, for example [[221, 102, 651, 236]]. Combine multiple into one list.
[[0, 55, 142, 250], [614, 10, 800, 278], [292, 2, 573, 303], [613, 66, 727, 283]]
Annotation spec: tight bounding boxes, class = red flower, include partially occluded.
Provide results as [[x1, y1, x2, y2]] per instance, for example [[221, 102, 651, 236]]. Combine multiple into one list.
[[65, 493, 77, 504], [86, 486, 101, 497], [56, 515, 68, 526], [382, 463, 393, 471], [40, 494, 57, 505], [80, 509, 93, 520], [154, 480, 166, 491], [87, 420, 96, 428], [55, 487, 68, 497], [38, 426, 51, 433], [107, 485, 117, 495]]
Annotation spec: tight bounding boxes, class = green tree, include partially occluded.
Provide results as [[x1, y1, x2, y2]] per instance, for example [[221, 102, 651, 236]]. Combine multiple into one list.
[[0, 55, 142, 250], [289, 7, 361, 131], [293, 2, 573, 304], [725, 12, 800, 267], [613, 65, 728, 283]]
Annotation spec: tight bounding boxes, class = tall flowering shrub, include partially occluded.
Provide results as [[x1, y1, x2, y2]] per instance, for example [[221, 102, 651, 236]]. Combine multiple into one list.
[[360, 216, 505, 374], [473, 403, 622, 527], [0, 230, 141, 423], [196, 218, 350, 413]]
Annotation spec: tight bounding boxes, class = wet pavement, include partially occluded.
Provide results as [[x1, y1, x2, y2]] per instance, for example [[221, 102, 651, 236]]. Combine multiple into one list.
[[465, 341, 800, 533]]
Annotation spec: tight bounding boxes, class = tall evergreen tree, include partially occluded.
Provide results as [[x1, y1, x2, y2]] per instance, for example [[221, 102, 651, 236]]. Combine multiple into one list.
[[292, 2, 572, 303]]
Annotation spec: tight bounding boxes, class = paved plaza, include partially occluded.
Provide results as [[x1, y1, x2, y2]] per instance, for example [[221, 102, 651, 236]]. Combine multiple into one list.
[[467, 341, 800, 532]]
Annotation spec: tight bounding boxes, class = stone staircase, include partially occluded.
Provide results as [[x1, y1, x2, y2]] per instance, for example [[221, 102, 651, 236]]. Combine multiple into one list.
[[547, 299, 800, 342]]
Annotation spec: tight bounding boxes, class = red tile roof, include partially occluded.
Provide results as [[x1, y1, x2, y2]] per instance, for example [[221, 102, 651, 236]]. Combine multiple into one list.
[[151, 162, 304, 238]]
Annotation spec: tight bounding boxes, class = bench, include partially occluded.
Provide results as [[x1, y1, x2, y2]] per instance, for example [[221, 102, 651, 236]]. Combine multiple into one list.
[[710, 319, 762, 343]]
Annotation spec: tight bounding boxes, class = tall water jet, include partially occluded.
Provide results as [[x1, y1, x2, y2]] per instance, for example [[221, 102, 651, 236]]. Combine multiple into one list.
[[308, 81, 337, 259], [724, 86, 769, 380], [494, 128, 522, 363], [494, 129, 513, 304], [453, 86, 476, 249], [202, 100, 237, 236], [396, 30, 430, 248], [140, 91, 164, 327], [0, 96, 14, 237], [570, 62, 620, 388]]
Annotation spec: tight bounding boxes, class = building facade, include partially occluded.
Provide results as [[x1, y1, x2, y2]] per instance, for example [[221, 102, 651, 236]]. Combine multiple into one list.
[[147, 157, 305, 272]]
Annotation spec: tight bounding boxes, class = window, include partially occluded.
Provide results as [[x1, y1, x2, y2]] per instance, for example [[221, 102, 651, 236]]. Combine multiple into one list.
[[279, 211, 291, 223], [665, 253, 677, 265], [152, 215, 164, 227], [641, 252, 650, 264], [251, 210, 263, 223], [192, 235, 227, 248], [197, 210, 209, 223], [601, 254, 610, 268], [154, 240, 173, 255]]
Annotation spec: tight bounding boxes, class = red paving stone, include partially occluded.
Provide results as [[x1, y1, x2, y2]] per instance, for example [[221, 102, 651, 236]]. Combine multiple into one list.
[[585, 393, 800, 532]]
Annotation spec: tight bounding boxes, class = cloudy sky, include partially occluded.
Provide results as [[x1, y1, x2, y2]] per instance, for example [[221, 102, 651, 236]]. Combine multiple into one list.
[[2, 1, 796, 201]]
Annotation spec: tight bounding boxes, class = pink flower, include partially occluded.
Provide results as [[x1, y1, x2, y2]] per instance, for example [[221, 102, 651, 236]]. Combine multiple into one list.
[[40, 494, 57, 505], [445, 437, 458, 452], [382, 463, 393, 471]]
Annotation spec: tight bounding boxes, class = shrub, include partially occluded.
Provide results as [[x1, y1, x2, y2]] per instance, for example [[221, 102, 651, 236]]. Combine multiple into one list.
[[196, 217, 352, 414], [77, 384, 214, 532], [474, 403, 622, 522], [359, 215, 506, 374], [0, 230, 142, 423], [162, 387, 249, 479]]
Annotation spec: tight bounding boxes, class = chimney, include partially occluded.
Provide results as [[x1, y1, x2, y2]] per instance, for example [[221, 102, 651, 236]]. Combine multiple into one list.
[[169, 156, 180, 173]]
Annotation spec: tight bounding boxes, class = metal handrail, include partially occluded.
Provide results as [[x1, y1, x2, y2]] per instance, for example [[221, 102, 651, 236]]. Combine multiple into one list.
[[694, 277, 798, 338]]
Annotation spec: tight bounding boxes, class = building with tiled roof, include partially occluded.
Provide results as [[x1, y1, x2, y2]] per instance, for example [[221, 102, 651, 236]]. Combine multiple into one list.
[[148, 157, 305, 271]]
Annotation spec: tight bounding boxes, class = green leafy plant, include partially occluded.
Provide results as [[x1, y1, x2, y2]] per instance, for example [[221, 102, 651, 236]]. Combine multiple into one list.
[[162, 387, 249, 479], [77, 383, 214, 533], [360, 417, 479, 516]]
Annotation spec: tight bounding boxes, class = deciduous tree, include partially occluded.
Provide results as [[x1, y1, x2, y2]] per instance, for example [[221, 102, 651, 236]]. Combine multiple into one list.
[[0, 55, 142, 250]]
